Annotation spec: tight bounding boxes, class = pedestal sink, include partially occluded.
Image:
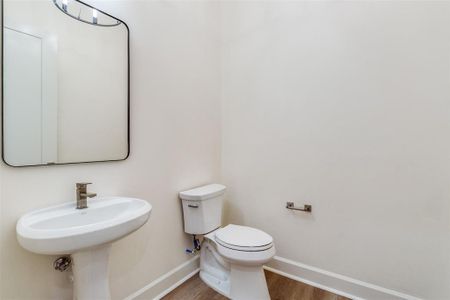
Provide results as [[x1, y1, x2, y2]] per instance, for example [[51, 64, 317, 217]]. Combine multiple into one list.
[[16, 197, 152, 300]]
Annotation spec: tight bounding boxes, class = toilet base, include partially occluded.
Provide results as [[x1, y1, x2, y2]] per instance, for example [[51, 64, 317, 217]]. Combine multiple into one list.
[[200, 241, 231, 297], [200, 270, 230, 297], [200, 263, 271, 300], [199, 238, 271, 300], [230, 264, 270, 300]]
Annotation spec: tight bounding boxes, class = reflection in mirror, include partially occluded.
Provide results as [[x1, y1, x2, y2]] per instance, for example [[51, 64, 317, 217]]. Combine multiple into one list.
[[3, 0, 129, 167]]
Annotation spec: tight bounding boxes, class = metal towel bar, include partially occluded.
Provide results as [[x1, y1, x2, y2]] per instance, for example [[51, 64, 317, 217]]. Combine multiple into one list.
[[286, 202, 312, 212]]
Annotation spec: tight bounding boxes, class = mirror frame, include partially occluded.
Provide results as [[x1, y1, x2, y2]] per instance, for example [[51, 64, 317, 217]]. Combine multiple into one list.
[[1, 0, 130, 167]]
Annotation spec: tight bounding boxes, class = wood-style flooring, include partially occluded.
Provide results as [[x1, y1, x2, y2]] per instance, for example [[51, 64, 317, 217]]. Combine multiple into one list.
[[162, 270, 350, 300]]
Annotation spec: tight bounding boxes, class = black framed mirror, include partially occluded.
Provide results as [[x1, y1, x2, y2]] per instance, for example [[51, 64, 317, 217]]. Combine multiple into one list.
[[2, 0, 130, 167]]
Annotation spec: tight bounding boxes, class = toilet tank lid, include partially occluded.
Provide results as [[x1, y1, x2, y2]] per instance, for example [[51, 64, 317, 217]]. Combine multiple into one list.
[[179, 184, 226, 201]]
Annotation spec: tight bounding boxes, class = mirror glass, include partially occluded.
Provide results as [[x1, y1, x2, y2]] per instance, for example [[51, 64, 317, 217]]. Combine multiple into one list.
[[2, 0, 129, 167]]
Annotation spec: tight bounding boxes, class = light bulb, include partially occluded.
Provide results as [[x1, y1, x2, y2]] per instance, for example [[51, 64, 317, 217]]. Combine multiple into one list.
[[93, 9, 98, 24], [62, 0, 68, 11]]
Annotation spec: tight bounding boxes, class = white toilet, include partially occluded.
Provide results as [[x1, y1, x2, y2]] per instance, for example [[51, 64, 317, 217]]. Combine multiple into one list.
[[179, 184, 275, 300]]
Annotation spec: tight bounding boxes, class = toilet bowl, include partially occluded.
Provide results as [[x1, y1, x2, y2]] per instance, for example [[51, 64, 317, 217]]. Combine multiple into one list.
[[179, 184, 276, 300], [200, 224, 275, 299]]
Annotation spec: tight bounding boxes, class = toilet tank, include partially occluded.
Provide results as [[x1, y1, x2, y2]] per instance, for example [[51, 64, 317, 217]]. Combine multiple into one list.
[[179, 184, 226, 235]]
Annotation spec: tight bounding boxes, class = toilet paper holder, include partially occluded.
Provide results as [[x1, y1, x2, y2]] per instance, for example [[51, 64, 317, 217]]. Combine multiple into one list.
[[286, 202, 312, 212]]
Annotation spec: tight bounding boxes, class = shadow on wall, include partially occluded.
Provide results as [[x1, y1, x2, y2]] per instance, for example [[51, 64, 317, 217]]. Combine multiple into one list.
[[223, 195, 244, 226]]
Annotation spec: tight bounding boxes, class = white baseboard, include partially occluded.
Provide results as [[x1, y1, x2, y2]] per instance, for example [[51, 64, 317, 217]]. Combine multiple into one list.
[[123, 256, 200, 300], [153, 268, 200, 300], [123, 254, 422, 300], [264, 256, 422, 300]]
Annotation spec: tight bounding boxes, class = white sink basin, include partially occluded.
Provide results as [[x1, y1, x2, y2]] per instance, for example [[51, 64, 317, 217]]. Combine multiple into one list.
[[17, 197, 151, 255], [16, 197, 152, 300]]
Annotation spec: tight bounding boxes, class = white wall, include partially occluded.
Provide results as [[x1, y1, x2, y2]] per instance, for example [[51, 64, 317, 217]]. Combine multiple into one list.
[[2, 1, 450, 300], [0, 0, 221, 299], [220, 1, 450, 299]]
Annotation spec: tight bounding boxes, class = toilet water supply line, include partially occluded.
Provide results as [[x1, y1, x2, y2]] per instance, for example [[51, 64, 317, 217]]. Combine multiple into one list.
[[185, 235, 201, 254]]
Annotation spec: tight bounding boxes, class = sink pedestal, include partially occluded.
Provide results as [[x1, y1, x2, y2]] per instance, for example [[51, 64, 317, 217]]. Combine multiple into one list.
[[72, 244, 112, 300]]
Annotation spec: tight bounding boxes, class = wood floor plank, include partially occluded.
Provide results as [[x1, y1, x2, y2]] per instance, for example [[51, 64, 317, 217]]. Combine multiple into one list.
[[162, 270, 350, 300], [162, 275, 227, 300]]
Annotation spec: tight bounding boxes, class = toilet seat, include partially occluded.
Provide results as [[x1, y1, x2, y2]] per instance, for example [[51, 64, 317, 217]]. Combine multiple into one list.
[[215, 224, 273, 252]]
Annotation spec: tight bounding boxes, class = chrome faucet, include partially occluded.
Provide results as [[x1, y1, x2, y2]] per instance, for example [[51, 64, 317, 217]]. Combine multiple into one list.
[[76, 183, 97, 209]]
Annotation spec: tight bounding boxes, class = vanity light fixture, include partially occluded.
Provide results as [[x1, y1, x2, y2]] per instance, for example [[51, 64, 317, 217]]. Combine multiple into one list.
[[53, 0, 121, 27]]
